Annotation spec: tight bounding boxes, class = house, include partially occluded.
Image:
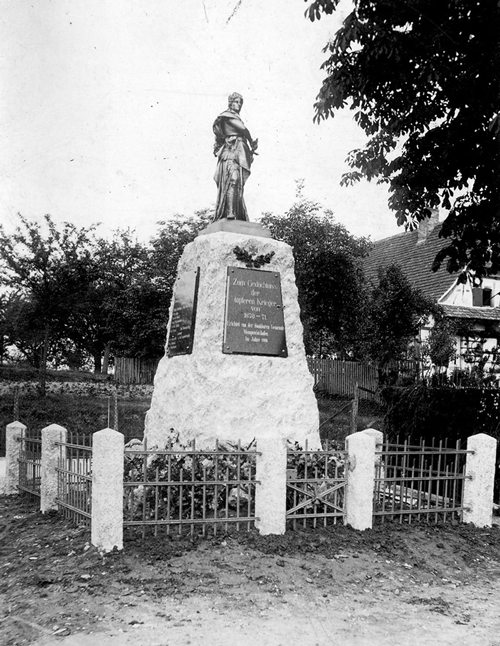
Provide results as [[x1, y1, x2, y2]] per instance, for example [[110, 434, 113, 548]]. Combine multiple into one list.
[[364, 210, 500, 376]]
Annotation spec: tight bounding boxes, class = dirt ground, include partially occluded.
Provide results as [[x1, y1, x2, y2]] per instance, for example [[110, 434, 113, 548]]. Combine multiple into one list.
[[1, 496, 500, 646]]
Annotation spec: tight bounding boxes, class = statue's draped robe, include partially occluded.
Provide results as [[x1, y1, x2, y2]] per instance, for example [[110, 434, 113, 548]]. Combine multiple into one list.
[[213, 110, 253, 221]]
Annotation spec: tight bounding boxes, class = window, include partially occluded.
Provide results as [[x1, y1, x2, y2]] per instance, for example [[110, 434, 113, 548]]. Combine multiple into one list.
[[472, 287, 492, 307]]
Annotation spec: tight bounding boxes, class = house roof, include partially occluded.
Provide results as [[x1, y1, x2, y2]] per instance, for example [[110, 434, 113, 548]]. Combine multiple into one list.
[[364, 223, 457, 301], [441, 304, 500, 321]]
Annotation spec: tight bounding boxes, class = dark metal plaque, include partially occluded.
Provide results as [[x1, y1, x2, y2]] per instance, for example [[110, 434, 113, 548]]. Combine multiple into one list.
[[223, 267, 288, 357], [167, 268, 200, 357]]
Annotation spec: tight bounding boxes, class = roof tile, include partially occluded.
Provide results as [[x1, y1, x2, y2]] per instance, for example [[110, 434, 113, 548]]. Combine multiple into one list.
[[441, 304, 500, 320], [364, 223, 456, 301]]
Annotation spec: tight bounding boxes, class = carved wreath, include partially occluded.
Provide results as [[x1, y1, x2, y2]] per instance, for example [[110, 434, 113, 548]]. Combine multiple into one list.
[[233, 246, 275, 269]]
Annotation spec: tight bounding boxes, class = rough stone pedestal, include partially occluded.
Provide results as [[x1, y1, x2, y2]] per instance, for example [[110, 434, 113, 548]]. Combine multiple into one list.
[[145, 230, 320, 449]]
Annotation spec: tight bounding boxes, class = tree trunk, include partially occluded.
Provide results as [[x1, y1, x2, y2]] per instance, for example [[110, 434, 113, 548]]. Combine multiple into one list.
[[102, 342, 111, 375], [350, 382, 359, 434], [38, 325, 50, 397], [93, 352, 102, 374]]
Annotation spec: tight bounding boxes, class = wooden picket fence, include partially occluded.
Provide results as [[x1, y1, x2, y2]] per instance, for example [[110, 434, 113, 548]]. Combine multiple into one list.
[[114, 357, 159, 385], [307, 358, 379, 400], [115, 355, 415, 397]]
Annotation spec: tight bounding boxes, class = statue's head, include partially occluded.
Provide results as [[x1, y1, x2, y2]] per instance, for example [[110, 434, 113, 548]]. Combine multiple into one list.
[[228, 92, 243, 111]]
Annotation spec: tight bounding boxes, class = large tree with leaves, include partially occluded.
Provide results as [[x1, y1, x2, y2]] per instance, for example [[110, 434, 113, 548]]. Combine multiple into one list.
[[306, 0, 500, 279], [111, 209, 213, 360], [361, 263, 439, 372], [0, 215, 97, 391], [261, 189, 370, 356]]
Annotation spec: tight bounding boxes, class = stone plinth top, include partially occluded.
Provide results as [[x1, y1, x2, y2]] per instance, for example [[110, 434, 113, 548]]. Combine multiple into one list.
[[198, 220, 272, 238]]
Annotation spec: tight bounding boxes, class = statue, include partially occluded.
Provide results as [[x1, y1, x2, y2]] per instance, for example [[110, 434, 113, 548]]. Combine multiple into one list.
[[213, 92, 258, 221]]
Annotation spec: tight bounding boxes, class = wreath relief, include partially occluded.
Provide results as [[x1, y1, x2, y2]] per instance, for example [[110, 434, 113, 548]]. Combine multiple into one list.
[[232, 246, 275, 269]]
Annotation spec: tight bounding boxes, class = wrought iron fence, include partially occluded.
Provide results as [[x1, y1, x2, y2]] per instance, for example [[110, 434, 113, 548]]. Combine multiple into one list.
[[18, 428, 42, 498], [55, 434, 93, 526], [286, 441, 347, 529], [123, 439, 259, 537], [373, 438, 471, 523]]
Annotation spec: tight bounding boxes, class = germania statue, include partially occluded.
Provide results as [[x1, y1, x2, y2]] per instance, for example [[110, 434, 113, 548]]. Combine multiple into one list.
[[212, 92, 258, 221]]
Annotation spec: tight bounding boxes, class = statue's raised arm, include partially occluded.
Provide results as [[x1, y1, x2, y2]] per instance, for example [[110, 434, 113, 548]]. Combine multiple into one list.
[[213, 92, 258, 222]]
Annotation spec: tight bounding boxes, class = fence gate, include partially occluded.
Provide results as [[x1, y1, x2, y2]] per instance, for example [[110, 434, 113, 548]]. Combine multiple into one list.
[[373, 438, 470, 524], [286, 443, 347, 529], [55, 434, 93, 526], [18, 428, 42, 498]]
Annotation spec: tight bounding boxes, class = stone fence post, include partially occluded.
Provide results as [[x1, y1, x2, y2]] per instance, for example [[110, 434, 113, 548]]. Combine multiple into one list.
[[463, 433, 497, 527], [5, 421, 26, 495], [41, 424, 67, 513], [91, 428, 124, 552], [361, 428, 384, 497], [345, 430, 376, 530], [255, 437, 287, 535]]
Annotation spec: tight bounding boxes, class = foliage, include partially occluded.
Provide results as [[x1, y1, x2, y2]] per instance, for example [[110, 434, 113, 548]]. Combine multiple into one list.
[[382, 384, 500, 443], [2, 294, 48, 368], [424, 319, 458, 369], [64, 230, 148, 370], [306, 0, 500, 279], [261, 185, 370, 356], [0, 210, 213, 371], [361, 264, 438, 367], [151, 210, 212, 288], [123, 431, 257, 521], [87, 230, 172, 363], [123, 431, 347, 523], [382, 384, 500, 498], [0, 215, 97, 392]]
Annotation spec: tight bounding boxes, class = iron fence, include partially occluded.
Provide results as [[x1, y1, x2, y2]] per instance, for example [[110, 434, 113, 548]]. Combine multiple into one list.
[[18, 428, 42, 498], [123, 439, 259, 537], [55, 434, 93, 526], [286, 441, 347, 529], [373, 438, 472, 523]]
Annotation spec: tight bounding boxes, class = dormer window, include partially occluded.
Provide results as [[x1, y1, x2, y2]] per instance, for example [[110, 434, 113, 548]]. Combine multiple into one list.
[[472, 287, 492, 307]]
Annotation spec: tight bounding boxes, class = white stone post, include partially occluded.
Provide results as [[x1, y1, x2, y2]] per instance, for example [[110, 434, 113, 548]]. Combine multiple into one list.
[[5, 421, 26, 495], [91, 428, 124, 552], [463, 433, 497, 528], [362, 428, 385, 497], [255, 437, 287, 535], [361, 428, 384, 453], [41, 424, 67, 513], [345, 430, 376, 530]]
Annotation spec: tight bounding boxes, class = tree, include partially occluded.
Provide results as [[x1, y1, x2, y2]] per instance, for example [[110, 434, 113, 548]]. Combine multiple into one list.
[[261, 188, 370, 356], [151, 210, 213, 287], [0, 215, 96, 392], [1, 294, 47, 368], [425, 319, 458, 370], [66, 230, 155, 371], [111, 210, 212, 360], [306, 0, 500, 279], [361, 264, 438, 370]]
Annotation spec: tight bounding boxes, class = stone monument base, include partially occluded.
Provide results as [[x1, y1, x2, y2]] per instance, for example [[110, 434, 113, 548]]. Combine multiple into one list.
[[144, 230, 320, 449]]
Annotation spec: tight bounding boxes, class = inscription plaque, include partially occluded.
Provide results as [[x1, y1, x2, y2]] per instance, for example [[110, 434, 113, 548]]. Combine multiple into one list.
[[167, 268, 200, 357], [223, 266, 288, 357]]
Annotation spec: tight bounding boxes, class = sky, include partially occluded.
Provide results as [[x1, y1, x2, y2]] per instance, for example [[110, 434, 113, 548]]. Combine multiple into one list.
[[0, 0, 403, 243]]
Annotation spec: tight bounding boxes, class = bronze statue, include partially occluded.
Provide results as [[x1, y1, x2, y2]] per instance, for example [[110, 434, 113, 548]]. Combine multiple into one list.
[[213, 93, 258, 221]]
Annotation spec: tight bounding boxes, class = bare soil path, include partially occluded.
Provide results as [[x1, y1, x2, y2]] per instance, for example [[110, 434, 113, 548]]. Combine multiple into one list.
[[1, 497, 500, 646]]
